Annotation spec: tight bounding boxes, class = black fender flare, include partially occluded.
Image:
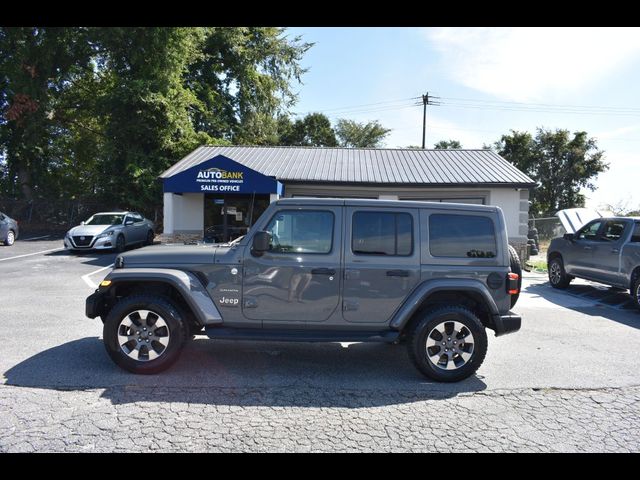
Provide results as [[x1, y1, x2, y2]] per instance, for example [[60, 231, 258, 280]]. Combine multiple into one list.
[[98, 268, 222, 326], [389, 279, 500, 332]]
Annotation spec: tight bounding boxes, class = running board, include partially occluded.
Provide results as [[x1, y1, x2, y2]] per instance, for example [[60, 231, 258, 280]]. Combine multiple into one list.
[[204, 327, 400, 343]]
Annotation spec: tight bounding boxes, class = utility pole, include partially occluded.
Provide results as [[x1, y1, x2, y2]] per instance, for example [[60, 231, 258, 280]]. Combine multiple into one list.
[[420, 92, 440, 149]]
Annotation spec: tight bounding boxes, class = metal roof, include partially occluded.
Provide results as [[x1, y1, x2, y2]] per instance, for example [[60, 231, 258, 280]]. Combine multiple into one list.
[[160, 146, 536, 187]]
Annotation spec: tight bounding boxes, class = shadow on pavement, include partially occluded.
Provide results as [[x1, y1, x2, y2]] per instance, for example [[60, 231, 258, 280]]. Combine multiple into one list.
[[524, 282, 640, 330], [3, 337, 487, 407]]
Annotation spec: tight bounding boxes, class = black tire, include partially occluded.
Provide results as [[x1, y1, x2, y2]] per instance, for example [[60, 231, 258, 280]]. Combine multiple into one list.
[[115, 234, 125, 253], [548, 256, 572, 289], [508, 245, 522, 308], [145, 230, 155, 246], [3, 229, 15, 246], [632, 271, 640, 311], [103, 294, 187, 374], [407, 305, 488, 382]]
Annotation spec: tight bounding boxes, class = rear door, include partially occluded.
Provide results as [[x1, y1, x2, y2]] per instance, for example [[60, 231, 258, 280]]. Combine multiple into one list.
[[0, 213, 7, 239], [342, 206, 420, 324]]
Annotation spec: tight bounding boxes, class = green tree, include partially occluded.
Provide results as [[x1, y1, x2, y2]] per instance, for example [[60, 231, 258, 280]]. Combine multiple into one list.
[[186, 27, 312, 145], [335, 119, 390, 148], [495, 128, 608, 217], [0, 27, 93, 200], [434, 139, 462, 149], [279, 112, 337, 147]]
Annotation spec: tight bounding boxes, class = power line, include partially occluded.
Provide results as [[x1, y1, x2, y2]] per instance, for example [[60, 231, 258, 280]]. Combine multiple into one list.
[[439, 96, 640, 113], [292, 97, 420, 117]]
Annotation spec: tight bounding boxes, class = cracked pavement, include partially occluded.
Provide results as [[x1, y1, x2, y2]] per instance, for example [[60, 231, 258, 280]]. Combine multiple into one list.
[[1, 242, 639, 452]]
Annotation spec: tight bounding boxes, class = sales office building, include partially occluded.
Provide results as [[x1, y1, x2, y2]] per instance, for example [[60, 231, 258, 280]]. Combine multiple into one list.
[[160, 145, 535, 257]]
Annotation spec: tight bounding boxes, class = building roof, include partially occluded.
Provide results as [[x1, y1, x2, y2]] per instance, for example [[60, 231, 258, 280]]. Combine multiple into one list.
[[160, 146, 536, 187]]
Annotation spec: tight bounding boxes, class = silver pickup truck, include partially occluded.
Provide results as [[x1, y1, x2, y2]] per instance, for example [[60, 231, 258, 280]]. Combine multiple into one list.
[[547, 211, 640, 310]]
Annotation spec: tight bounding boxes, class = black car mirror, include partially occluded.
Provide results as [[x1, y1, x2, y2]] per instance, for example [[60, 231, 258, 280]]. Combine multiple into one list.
[[251, 231, 271, 255], [563, 233, 575, 241]]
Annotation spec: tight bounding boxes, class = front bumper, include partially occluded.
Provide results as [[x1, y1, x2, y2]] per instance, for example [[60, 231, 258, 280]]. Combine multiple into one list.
[[86, 290, 107, 319], [492, 311, 521, 337], [64, 235, 115, 251]]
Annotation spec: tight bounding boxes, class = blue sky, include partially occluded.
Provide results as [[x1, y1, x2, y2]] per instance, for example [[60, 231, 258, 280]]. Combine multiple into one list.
[[285, 27, 640, 211]]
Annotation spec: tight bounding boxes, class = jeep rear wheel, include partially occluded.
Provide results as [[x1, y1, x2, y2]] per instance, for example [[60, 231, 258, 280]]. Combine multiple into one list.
[[407, 306, 488, 382], [103, 295, 186, 374], [548, 256, 572, 289], [508, 245, 522, 308]]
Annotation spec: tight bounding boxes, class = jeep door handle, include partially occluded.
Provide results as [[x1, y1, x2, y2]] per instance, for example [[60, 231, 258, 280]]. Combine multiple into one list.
[[311, 268, 336, 275], [611, 248, 620, 254], [583, 246, 592, 251], [386, 269, 410, 277]]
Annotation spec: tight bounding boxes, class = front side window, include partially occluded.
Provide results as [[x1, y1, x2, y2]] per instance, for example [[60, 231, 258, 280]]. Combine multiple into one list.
[[352, 211, 413, 256], [265, 210, 334, 254], [601, 220, 627, 241], [429, 214, 497, 258], [577, 221, 602, 240]]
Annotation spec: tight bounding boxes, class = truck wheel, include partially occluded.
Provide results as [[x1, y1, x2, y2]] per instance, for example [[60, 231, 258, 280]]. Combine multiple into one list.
[[103, 295, 187, 374], [407, 306, 488, 382], [508, 245, 522, 308], [548, 256, 572, 289]]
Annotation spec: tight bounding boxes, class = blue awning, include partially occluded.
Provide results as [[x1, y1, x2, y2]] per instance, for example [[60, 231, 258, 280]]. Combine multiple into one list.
[[163, 155, 282, 195]]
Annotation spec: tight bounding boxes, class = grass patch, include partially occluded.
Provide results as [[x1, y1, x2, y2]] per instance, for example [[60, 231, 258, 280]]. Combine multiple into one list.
[[526, 259, 548, 273]]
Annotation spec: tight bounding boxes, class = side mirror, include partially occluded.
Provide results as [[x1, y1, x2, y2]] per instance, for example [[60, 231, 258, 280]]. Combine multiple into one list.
[[251, 231, 271, 255], [563, 233, 575, 241], [80, 221, 85, 225], [125, 220, 134, 226]]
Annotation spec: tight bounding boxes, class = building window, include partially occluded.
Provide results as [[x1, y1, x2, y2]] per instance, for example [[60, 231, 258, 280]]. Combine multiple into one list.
[[264, 210, 334, 254], [352, 211, 413, 256], [429, 214, 496, 258]]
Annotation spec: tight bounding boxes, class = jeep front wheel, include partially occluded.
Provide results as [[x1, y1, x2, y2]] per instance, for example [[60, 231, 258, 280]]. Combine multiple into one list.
[[103, 295, 186, 374], [407, 306, 488, 382]]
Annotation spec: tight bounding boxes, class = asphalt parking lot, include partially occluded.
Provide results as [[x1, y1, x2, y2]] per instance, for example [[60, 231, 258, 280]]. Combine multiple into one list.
[[1, 238, 639, 452]]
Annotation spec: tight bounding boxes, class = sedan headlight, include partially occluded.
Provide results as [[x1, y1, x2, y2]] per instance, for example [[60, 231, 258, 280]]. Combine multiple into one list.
[[95, 231, 115, 240]]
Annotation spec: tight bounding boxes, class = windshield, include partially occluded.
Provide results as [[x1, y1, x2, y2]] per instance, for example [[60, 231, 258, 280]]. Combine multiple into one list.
[[84, 214, 124, 226]]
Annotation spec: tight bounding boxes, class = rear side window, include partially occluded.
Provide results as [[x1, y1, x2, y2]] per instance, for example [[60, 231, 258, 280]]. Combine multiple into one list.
[[631, 223, 640, 243], [352, 211, 413, 256], [429, 214, 496, 258], [601, 220, 627, 241]]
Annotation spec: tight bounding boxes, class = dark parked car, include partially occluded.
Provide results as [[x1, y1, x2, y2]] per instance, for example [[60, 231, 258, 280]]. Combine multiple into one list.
[[0, 211, 19, 246]]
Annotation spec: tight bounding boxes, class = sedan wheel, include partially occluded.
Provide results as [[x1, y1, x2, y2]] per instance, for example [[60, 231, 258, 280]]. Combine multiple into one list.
[[5, 230, 15, 246]]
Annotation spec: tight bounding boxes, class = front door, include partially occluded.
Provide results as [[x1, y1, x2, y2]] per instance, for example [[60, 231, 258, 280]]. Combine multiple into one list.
[[564, 220, 604, 277], [589, 219, 630, 285], [242, 206, 342, 325], [342, 207, 420, 323]]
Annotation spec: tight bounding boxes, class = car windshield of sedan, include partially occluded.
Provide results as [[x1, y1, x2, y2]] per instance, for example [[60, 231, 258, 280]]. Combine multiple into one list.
[[85, 214, 124, 226]]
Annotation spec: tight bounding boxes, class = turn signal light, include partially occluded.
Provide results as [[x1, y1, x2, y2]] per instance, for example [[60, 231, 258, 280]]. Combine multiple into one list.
[[99, 280, 112, 287], [507, 273, 519, 295]]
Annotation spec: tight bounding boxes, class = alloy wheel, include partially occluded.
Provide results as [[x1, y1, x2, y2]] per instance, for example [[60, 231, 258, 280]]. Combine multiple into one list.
[[425, 321, 475, 370], [117, 310, 171, 362]]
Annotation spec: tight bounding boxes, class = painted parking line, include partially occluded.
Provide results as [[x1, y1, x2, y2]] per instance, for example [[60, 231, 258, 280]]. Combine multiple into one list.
[[23, 235, 51, 241], [0, 247, 64, 263], [81, 264, 114, 289]]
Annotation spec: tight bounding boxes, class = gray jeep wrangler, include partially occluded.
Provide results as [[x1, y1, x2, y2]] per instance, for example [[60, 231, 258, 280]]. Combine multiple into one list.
[[86, 198, 522, 382]]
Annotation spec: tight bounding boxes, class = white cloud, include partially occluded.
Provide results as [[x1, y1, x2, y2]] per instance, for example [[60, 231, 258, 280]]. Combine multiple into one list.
[[426, 27, 640, 102]]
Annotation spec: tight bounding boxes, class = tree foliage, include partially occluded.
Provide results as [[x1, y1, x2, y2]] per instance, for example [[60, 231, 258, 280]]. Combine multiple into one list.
[[0, 27, 312, 209], [335, 119, 390, 148], [495, 128, 608, 217], [434, 139, 462, 149], [278, 113, 337, 147]]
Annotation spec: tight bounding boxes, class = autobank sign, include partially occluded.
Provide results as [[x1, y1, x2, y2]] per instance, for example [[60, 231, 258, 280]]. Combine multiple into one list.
[[163, 155, 280, 194], [197, 167, 244, 192]]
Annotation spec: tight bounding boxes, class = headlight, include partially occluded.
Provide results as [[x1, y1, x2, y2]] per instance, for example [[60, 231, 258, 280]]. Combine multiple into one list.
[[95, 231, 115, 240]]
